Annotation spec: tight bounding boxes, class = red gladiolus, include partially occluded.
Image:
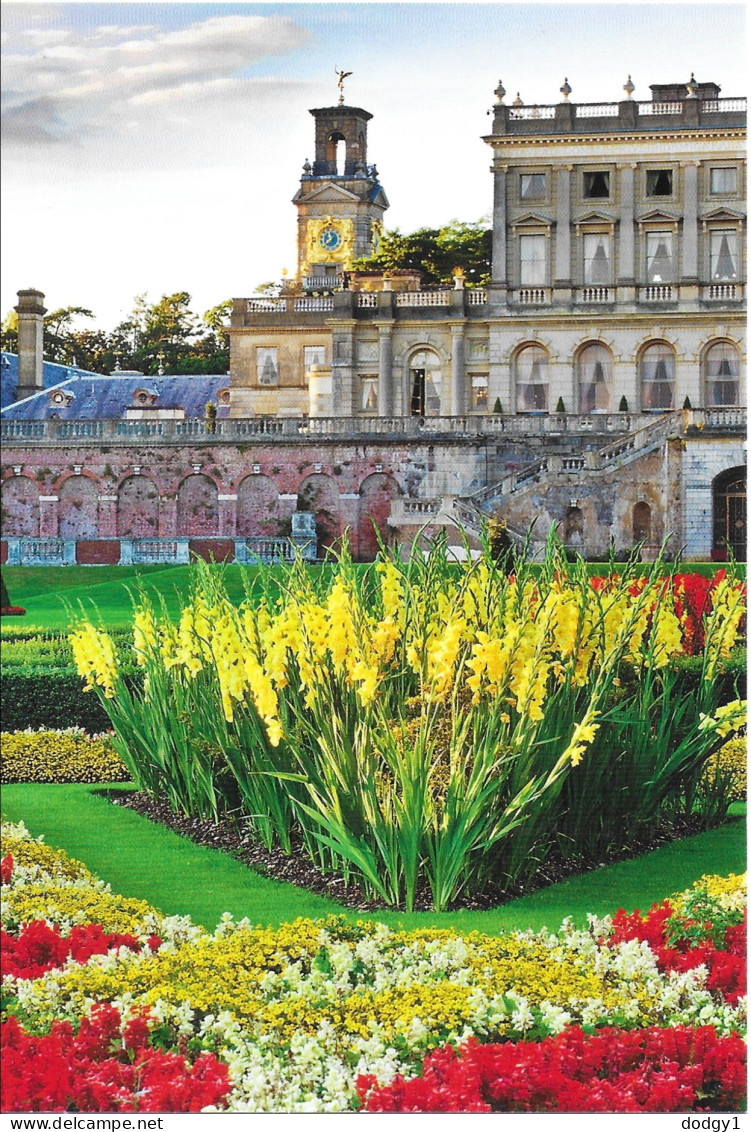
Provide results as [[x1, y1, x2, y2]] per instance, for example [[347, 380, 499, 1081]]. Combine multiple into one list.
[[1, 1006, 231, 1113]]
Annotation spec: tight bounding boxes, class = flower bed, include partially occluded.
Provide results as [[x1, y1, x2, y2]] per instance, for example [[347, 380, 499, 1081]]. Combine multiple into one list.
[[0, 606, 26, 617], [68, 547, 747, 910], [1, 820, 746, 1113], [1, 729, 130, 784]]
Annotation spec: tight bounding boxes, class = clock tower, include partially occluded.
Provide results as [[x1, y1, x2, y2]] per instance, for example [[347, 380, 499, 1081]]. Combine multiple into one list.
[[293, 103, 389, 287]]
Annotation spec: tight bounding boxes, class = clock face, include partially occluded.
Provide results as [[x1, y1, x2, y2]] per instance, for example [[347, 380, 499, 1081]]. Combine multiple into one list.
[[319, 226, 342, 252]]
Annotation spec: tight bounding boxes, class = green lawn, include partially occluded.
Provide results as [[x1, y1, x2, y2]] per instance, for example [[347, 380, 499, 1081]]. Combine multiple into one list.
[[2, 783, 744, 936], [2, 561, 741, 632]]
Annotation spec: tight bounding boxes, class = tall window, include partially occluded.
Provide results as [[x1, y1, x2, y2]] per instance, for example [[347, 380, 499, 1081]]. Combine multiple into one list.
[[583, 171, 610, 198], [520, 173, 546, 200], [646, 169, 673, 197], [704, 342, 741, 407], [516, 345, 549, 412], [646, 231, 674, 282], [519, 234, 546, 285], [583, 234, 611, 285], [710, 167, 738, 195], [470, 374, 488, 410], [640, 343, 676, 411], [360, 376, 378, 412], [710, 230, 738, 280], [304, 346, 326, 370], [577, 343, 613, 412]]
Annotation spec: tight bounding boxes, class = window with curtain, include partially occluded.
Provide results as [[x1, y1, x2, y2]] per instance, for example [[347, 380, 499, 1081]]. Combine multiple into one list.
[[520, 173, 546, 200], [704, 342, 740, 407], [710, 167, 738, 195], [710, 230, 738, 280], [640, 343, 676, 410], [646, 231, 674, 282], [646, 169, 673, 196], [519, 234, 547, 285], [516, 345, 549, 412], [577, 343, 613, 412], [583, 233, 611, 285]]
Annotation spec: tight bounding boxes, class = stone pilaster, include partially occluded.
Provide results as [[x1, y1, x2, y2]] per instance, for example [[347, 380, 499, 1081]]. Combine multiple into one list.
[[682, 162, 699, 281], [450, 324, 466, 416], [618, 165, 636, 282], [554, 167, 571, 284], [218, 493, 238, 536], [97, 495, 118, 537], [377, 321, 394, 417], [38, 495, 59, 537], [330, 321, 356, 417], [489, 164, 508, 305], [159, 495, 177, 537]]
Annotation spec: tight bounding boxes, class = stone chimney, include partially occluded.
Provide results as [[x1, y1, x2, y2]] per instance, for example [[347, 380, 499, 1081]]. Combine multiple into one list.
[[14, 288, 46, 400]]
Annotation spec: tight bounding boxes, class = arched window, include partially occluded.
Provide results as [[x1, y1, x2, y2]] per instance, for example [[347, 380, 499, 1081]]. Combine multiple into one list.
[[640, 342, 675, 411], [632, 502, 652, 543], [704, 342, 741, 407], [326, 132, 346, 174], [577, 343, 613, 412], [516, 344, 549, 412], [408, 349, 442, 416]]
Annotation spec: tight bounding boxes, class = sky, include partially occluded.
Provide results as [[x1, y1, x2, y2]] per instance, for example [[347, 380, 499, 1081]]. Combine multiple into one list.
[[1, 0, 747, 330]]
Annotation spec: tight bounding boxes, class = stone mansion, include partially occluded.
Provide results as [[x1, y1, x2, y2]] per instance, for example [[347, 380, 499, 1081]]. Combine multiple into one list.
[[1, 75, 746, 565]]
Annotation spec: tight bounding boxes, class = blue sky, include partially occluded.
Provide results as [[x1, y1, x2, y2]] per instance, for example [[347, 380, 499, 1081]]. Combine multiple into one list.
[[1, 2, 746, 331]]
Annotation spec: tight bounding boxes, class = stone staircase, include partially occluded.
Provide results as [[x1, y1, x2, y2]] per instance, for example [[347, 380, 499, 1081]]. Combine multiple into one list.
[[453, 410, 685, 551]]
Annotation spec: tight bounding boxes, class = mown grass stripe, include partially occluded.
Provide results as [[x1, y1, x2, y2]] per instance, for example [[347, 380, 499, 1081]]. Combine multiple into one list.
[[2, 784, 744, 935]]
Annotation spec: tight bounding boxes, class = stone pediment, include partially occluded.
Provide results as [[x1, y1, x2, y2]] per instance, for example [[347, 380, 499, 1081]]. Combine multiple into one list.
[[294, 181, 361, 205], [575, 210, 618, 227], [699, 207, 745, 223], [636, 208, 681, 226], [510, 211, 554, 229]]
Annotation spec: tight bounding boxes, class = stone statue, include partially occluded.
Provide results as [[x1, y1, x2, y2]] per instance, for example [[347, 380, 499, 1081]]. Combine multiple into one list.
[[335, 68, 353, 104]]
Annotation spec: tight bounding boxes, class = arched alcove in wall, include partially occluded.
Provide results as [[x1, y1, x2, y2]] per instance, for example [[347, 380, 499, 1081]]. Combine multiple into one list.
[[58, 475, 98, 539], [297, 473, 342, 557], [176, 474, 219, 537], [117, 475, 159, 537], [358, 472, 400, 561], [237, 474, 283, 537], [0, 476, 40, 537]]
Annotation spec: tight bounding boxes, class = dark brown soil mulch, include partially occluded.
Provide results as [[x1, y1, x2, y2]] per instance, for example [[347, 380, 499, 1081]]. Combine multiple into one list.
[[109, 789, 711, 913]]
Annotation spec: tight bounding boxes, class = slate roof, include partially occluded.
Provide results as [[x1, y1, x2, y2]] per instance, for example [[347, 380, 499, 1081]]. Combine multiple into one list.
[[1, 353, 229, 420]]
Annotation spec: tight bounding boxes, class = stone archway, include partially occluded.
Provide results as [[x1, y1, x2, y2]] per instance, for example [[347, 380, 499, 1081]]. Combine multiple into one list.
[[297, 473, 342, 558], [58, 476, 98, 539], [177, 474, 219, 537], [713, 466, 746, 562], [0, 477, 40, 537], [358, 472, 400, 561], [117, 476, 159, 537]]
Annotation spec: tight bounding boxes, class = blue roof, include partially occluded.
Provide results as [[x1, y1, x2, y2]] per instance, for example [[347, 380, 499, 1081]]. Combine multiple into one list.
[[1, 352, 100, 410], [1, 353, 228, 420]]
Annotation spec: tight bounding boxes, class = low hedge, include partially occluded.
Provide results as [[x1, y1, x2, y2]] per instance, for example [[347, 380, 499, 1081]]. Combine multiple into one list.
[[1, 728, 130, 784], [1, 670, 143, 732]]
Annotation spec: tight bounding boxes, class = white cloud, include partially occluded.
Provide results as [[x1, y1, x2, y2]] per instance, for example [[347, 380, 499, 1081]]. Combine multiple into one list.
[[2, 13, 313, 151]]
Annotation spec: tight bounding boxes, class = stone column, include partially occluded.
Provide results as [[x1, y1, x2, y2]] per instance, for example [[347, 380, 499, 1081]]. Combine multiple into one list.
[[14, 289, 46, 400], [38, 495, 59, 537], [450, 324, 466, 416], [554, 167, 572, 285], [682, 162, 699, 281], [330, 322, 356, 417], [618, 165, 636, 282], [377, 321, 394, 417]]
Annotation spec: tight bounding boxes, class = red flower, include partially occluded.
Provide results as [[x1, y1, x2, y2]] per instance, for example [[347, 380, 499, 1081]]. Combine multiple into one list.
[[1, 921, 152, 980], [1, 854, 13, 885]]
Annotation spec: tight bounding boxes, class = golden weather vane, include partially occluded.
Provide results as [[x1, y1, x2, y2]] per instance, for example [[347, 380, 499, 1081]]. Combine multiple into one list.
[[335, 67, 353, 104]]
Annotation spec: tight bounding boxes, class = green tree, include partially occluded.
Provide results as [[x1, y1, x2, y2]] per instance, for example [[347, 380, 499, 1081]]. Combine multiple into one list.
[[351, 218, 492, 286], [0, 310, 18, 353]]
